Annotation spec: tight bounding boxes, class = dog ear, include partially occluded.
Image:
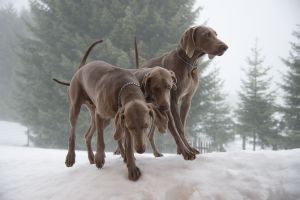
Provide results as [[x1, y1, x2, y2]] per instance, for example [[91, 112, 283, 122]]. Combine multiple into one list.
[[113, 107, 125, 141], [147, 104, 168, 133], [169, 70, 177, 91], [141, 72, 151, 98], [180, 26, 197, 58]]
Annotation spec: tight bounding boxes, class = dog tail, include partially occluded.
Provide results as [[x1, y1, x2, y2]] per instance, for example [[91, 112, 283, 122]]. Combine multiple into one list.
[[79, 39, 103, 68], [134, 36, 139, 69], [52, 78, 70, 86]]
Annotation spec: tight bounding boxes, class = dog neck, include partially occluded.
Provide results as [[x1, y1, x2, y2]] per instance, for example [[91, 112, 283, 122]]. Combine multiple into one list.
[[175, 46, 205, 68], [118, 82, 143, 107]]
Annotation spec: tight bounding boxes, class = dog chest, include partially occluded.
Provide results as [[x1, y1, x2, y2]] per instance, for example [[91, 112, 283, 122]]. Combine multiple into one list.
[[176, 67, 198, 98]]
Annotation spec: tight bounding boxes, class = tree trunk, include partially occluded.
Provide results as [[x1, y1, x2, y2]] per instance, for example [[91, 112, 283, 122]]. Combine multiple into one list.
[[242, 135, 246, 150], [253, 132, 256, 151], [26, 128, 30, 147]]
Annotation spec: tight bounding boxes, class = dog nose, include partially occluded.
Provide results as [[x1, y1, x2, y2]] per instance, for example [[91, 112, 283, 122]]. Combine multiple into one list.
[[159, 105, 169, 111], [219, 44, 228, 52]]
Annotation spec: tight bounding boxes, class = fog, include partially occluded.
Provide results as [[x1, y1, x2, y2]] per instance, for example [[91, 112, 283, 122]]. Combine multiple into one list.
[[0, 0, 299, 198], [196, 0, 300, 104], [2, 0, 300, 104]]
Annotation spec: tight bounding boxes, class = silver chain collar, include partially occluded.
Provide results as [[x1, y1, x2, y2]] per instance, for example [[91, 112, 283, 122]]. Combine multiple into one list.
[[118, 82, 141, 107], [176, 47, 199, 69]]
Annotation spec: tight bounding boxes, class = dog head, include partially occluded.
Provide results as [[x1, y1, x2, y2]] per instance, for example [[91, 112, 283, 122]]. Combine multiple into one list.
[[142, 66, 177, 111], [180, 25, 228, 59], [113, 100, 168, 154]]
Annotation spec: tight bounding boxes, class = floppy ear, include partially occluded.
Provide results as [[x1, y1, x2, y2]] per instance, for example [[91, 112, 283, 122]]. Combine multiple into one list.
[[141, 72, 151, 98], [180, 26, 197, 58], [147, 104, 168, 133], [169, 70, 177, 91], [113, 108, 125, 141]]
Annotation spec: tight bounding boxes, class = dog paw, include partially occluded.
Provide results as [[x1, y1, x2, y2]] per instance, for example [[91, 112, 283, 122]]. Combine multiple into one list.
[[154, 152, 164, 157], [94, 153, 105, 169], [113, 148, 121, 155], [190, 147, 200, 154], [128, 166, 141, 181], [65, 151, 75, 167], [181, 148, 196, 160]]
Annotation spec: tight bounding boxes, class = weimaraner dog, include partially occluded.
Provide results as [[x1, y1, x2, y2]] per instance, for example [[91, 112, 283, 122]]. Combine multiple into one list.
[[54, 40, 177, 159], [62, 40, 170, 181], [137, 25, 228, 156]]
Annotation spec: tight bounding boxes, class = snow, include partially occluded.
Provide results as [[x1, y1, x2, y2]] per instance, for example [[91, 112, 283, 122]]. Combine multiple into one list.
[[0, 121, 27, 146], [0, 146, 299, 200]]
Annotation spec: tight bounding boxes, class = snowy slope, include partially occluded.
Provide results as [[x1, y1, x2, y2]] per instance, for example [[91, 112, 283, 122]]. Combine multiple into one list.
[[0, 146, 299, 200], [0, 121, 27, 146]]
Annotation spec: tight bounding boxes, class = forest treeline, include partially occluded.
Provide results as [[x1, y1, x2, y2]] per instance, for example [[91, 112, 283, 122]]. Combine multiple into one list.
[[0, 1, 299, 152]]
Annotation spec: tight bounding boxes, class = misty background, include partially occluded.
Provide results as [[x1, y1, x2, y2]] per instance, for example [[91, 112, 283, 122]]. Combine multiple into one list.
[[0, 0, 299, 152]]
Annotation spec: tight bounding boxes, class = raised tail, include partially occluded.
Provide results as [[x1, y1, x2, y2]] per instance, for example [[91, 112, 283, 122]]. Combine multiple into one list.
[[79, 39, 103, 68], [134, 36, 139, 69], [52, 78, 70, 86]]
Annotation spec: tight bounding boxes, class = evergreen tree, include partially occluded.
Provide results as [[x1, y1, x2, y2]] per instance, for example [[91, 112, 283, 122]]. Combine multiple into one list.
[[281, 27, 300, 148], [14, 0, 199, 149], [236, 41, 278, 150], [187, 64, 234, 151], [0, 6, 29, 120]]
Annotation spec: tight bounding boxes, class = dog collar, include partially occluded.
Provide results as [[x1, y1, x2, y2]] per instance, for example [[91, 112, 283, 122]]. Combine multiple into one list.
[[176, 47, 198, 69], [118, 82, 141, 107]]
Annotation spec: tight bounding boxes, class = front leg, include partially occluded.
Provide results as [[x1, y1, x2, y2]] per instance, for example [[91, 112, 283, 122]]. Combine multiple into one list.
[[94, 114, 106, 169], [167, 111, 196, 160], [180, 94, 200, 154], [170, 96, 199, 154], [180, 94, 192, 129], [125, 128, 141, 181], [117, 139, 125, 160], [170, 96, 185, 138], [170, 98, 193, 153], [148, 127, 163, 157]]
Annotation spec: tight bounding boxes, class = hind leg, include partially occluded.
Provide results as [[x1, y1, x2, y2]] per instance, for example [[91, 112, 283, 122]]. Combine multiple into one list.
[[94, 113, 106, 169], [65, 81, 84, 167], [84, 103, 96, 164], [65, 101, 82, 167]]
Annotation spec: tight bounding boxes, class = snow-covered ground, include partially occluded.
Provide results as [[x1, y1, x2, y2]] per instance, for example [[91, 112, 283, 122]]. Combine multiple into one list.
[[0, 121, 27, 146], [0, 145, 299, 200]]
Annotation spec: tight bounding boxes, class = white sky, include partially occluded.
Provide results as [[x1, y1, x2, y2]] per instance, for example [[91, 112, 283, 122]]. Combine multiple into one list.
[[2, 0, 300, 105], [195, 0, 300, 104]]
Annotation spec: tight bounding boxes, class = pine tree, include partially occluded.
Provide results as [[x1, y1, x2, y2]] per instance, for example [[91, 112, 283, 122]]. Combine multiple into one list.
[[0, 6, 29, 120], [187, 64, 234, 151], [236, 41, 278, 150], [281, 27, 300, 148], [14, 0, 199, 149]]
